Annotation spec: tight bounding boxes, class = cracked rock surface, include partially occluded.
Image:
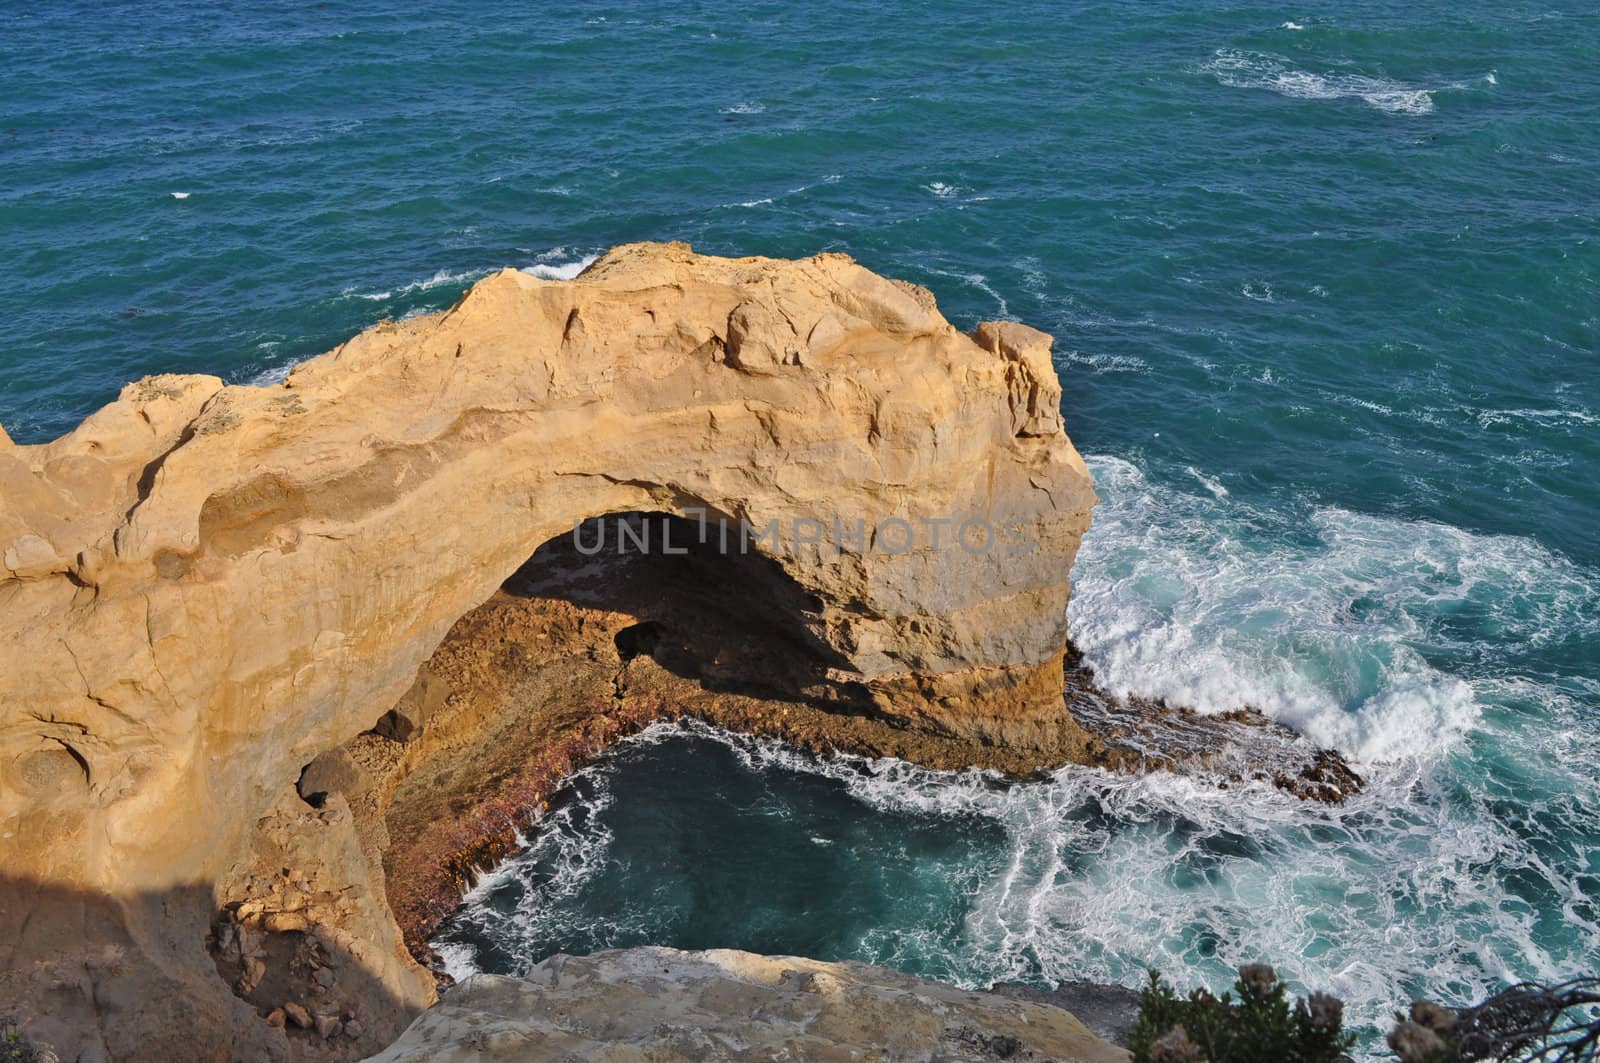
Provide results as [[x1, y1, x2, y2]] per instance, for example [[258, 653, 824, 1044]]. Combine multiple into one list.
[[364, 947, 1130, 1063]]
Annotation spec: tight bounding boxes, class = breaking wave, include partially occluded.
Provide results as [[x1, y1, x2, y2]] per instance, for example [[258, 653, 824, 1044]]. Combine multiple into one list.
[[1205, 48, 1444, 114], [1069, 455, 1598, 764]]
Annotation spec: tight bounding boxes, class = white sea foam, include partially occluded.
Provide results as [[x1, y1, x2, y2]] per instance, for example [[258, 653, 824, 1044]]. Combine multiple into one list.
[[1335, 394, 1395, 416], [723, 174, 842, 210], [444, 717, 1600, 1058], [345, 267, 482, 302], [720, 101, 766, 115], [170, 191, 190, 200], [246, 362, 297, 386], [1060, 349, 1149, 374], [344, 250, 601, 302], [1068, 455, 1599, 764], [1185, 465, 1229, 498], [522, 251, 600, 281], [919, 266, 1009, 316], [1475, 406, 1598, 429], [1206, 48, 1437, 114], [434, 941, 480, 982], [925, 181, 965, 198], [401, 267, 481, 293], [1281, 21, 1305, 30]]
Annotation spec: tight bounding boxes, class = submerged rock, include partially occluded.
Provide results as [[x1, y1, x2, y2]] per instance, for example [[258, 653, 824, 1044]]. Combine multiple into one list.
[[364, 947, 1130, 1063]]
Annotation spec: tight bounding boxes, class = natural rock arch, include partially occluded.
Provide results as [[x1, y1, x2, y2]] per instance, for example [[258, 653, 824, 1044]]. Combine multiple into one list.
[[0, 243, 1096, 1058]]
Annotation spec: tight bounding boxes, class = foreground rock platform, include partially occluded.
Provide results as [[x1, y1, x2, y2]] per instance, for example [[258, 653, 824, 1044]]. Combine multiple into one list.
[[0, 243, 1099, 1059], [364, 947, 1130, 1063]]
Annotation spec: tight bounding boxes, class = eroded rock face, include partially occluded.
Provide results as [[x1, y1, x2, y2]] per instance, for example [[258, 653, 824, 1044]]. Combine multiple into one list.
[[365, 947, 1130, 1063], [0, 243, 1096, 1058]]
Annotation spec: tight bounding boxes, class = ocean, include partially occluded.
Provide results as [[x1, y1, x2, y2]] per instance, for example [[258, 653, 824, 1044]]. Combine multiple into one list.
[[4, 1, 1596, 1056]]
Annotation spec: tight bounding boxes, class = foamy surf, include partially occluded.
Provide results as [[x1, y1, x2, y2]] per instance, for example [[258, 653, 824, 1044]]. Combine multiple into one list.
[[345, 267, 483, 302], [342, 250, 601, 302], [522, 250, 600, 281], [1068, 455, 1598, 764], [245, 362, 296, 387], [1206, 48, 1438, 114], [434, 717, 1600, 1061]]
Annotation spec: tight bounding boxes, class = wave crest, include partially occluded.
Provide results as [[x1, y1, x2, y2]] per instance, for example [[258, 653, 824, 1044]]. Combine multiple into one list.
[[1068, 455, 1598, 763], [1206, 48, 1438, 114]]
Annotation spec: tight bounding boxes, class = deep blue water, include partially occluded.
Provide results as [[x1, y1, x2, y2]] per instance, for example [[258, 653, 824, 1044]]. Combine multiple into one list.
[[5, 2, 1596, 1056]]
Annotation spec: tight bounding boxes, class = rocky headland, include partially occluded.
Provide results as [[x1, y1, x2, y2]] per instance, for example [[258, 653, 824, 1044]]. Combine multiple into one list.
[[0, 243, 1355, 1061]]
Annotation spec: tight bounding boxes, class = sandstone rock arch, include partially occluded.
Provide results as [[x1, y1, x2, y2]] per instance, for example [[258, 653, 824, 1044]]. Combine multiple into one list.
[[0, 243, 1096, 1058]]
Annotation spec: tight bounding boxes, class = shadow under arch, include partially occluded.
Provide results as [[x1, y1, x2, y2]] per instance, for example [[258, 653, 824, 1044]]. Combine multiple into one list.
[[502, 510, 873, 712]]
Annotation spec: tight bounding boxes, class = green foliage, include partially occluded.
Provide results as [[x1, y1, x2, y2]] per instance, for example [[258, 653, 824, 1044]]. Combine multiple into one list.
[[0, 1016, 45, 1063], [1129, 966, 1356, 1063]]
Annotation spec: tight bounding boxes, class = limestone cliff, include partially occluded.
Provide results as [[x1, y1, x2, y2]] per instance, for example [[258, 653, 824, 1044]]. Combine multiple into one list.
[[365, 948, 1130, 1062], [0, 243, 1096, 1060]]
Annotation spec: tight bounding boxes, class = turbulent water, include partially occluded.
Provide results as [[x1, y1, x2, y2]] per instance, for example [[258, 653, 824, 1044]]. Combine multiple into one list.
[[5, 1, 1597, 1056]]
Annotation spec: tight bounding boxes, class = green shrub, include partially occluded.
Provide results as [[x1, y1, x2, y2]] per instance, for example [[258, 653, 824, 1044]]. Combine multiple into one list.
[[0, 1016, 46, 1063], [1130, 970, 1599, 1063], [1129, 965, 1356, 1063]]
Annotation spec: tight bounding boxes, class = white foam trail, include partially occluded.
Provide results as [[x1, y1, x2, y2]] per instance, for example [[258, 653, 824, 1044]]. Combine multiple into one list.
[[435, 942, 480, 982], [522, 252, 600, 281], [1206, 49, 1438, 114], [1060, 349, 1149, 374], [1185, 466, 1229, 498], [920, 266, 1010, 316], [722, 174, 841, 210], [170, 191, 190, 200], [434, 762, 632, 977], [720, 101, 766, 114], [346, 249, 603, 301], [1068, 455, 1599, 764], [246, 362, 296, 387], [345, 267, 481, 302], [1475, 406, 1598, 429], [1335, 394, 1395, 416], [1281, 21, 1305, 30]]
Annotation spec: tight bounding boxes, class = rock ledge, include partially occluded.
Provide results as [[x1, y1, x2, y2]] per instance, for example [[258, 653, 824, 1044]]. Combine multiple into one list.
[[365, 947, 1130, 1063]]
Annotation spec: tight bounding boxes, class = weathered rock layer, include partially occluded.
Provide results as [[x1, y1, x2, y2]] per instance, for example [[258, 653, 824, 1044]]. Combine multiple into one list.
[[365, 947, 1130, 1063], [0, 244, 1096, 1059]]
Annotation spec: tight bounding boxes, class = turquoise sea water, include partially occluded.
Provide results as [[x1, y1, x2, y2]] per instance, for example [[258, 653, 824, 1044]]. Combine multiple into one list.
[[5, 1, 1597, 1055]]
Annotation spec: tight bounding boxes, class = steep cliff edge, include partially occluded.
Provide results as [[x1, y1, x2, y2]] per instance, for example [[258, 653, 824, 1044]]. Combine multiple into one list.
[[0, 243, 1097, 1060]]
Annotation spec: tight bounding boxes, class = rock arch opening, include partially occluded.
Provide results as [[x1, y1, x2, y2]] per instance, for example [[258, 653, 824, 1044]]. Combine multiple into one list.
[[500, 511, 866, 710], [271, 508, 889, 978]]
